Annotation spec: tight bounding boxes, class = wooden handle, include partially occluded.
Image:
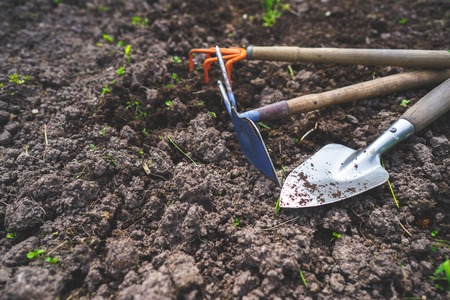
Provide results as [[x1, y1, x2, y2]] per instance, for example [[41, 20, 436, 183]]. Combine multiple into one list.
[[285, 69, 450, 115], [247, 46, 450, 69], [401, 78, 450, 132]]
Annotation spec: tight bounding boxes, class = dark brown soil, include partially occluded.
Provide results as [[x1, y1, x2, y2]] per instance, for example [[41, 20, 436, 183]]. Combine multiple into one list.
[[1, 0, 449, 299]]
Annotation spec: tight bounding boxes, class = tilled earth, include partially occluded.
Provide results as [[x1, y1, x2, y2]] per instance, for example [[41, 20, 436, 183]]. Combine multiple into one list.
[[0, 0, 449, 299]]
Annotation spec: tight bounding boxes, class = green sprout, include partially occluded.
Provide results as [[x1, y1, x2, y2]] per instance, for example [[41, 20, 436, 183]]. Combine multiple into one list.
[[125, 100, 147, 120], [431, 259, 450, 291], [234, 217, 240, 228], [399, 18, 408, 25], [132, 16, 149, 27], [124, 44, 132, 62], [171, 73, 179, 83], [171, 56, 182, 63], [381, 159, 400, 208], [258, 122, 270, 129], [142, 128, 150, 136], [167, 136, 198, 165], [117, 40, 124, 47], [138, 148, 144, 155], [98, 5, 109, 12], [209, 111, 217, 119], [287, 65, 295, 77], [197, 100, 205, 107], [26, 249, 46, 259], [298, 268, 309, 287], [99, 127, 108, 137], [101, 84, 111, 95], [165, 100, 173, 108], [330, 231, 342, 242], [400, 99, 410, 107], [45, 256, 59, 264], [9, 73, 29, 85], [6, 229, 16, 239], [102, 34, 114, 43], [274, 197, 281, 214], [116, 66, 125, 75], [431, 230, 439, 237], [261, 0, 282, 27], [89, 143, 98, 151]]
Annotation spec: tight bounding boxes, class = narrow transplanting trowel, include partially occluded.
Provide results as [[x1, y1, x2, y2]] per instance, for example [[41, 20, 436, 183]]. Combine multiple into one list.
[[280, 78, 450, 208]]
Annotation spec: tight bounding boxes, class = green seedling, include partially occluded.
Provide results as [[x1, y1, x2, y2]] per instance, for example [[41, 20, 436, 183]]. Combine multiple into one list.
[[171, 73, 179, 83], [0, 83, 4, 88], [89, 143, 98, 151], [431, 259, 450, 291], [431, 230, 439, 237], [102, 34, 114, 43], [399, 18, 408, 25], [99, 5, 109, 12], [197, 100, 205, 107], [138, 148, 144, 155], [330, 231, 342, 242], [209, 111, 217, 119], [117, 40, 124, 47], [45, 256, 59, 264], [6, 229, 16, 239], [53, 0, 61, 5], [125, 100, 147, 120], [261, 0, 282, 27], [381, 159, 399, 208], [99, 127, 108, 137], [171, 56, 182, 63], [142, 128, 150, 136], [26, 248, 46, 259], [234, 217, 240, 228], [116, 66, 125, 75], [101, 84, 111, 95], [9, 73, 29, 85], [104, 155, 118, 167], [167, 136, 198, 165], [165, 100, 173, 108], [132, 16, 149, 27], [400, 99, 410, 107], [298, 268, 309, 287], [287, 65, 295, 77], [257, 122, 270, 129], [274, 196, 281, 214], [124, 44, 132, 62]]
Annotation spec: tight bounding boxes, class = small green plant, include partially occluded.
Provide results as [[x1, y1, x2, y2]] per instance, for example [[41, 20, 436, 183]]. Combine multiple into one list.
[[431, 230, 439, 237], [167, 136, 198, 165], [298, 268, 309, 287], [124, 44, 132, 62], [274, 197, 281, 214], [258, 122, 270, 129], [102, 34, 114, 43], [171, 56, 182, 63], [234, 217, 240, 228], [9, 73, 29, 85], [89, 143, 98, 151], [132, 16, 149, 27], [53, 0, 61, 5], [138, 148, 144, 155], [165, 100, 173, 108], [197, 100, 205, 107], [431, 259, 450, 291], [209, 111, 217, 119], [399, 18, 408, 25], [45, 256, 59, 264], [101, 84, 111, 95], [142, 128, 150, 136], [116, 66, 125, 75], [171, 73, 179, 83], [6, 229, 16, 239], [125, 100, 147, 120], [287, 65, 295, 77], [117, 40, 124, 47], [330, 231, 342, 242], [104, 155, 118, 167], [381, 159, 400, 208], [26, 249, 46, 259], [99, 127, 108, 137], [261, 0, 282, 27], [400, 99, 410, 107]]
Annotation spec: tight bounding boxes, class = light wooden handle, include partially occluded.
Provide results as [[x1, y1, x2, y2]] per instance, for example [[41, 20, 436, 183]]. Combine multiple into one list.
[[285, 69, 450, 115], [401, 78, 450, 132], [247, 46, 450, 69]]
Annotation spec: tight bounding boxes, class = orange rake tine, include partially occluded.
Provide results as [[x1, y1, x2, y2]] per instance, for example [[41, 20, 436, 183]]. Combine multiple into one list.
[[204, 53, 240, 83], [189, 47, 241, 72]]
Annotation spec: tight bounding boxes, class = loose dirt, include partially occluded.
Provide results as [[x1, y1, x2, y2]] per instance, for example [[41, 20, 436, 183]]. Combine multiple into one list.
[[1, 0, 449, 299]]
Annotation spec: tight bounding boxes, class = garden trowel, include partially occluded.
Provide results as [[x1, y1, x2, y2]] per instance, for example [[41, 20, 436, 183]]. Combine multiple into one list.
[[280, 78, 450, 208]]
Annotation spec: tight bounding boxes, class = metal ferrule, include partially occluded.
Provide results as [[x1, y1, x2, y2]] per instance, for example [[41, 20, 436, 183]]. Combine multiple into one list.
[[365, 119, 415, 156], [240, 101, 290, 122]]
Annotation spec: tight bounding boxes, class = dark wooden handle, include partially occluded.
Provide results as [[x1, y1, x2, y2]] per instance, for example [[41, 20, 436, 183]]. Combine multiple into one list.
[[285, 70, 450, 115], [248, 46, 450, 69], [401, 78, 450, 132]]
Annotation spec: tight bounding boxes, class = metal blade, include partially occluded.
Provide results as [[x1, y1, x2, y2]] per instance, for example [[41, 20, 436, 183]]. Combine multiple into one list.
[[280, 144, 389, 208]]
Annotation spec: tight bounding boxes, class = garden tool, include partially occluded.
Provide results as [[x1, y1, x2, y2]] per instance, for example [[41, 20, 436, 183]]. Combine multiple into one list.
[[215, 44, 450, 185], [190, 46, 450, 83], [280, 77, 450, 208]]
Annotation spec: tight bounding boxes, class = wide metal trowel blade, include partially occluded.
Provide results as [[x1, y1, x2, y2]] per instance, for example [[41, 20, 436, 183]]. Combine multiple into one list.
[[280, 144, 389, 208]]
